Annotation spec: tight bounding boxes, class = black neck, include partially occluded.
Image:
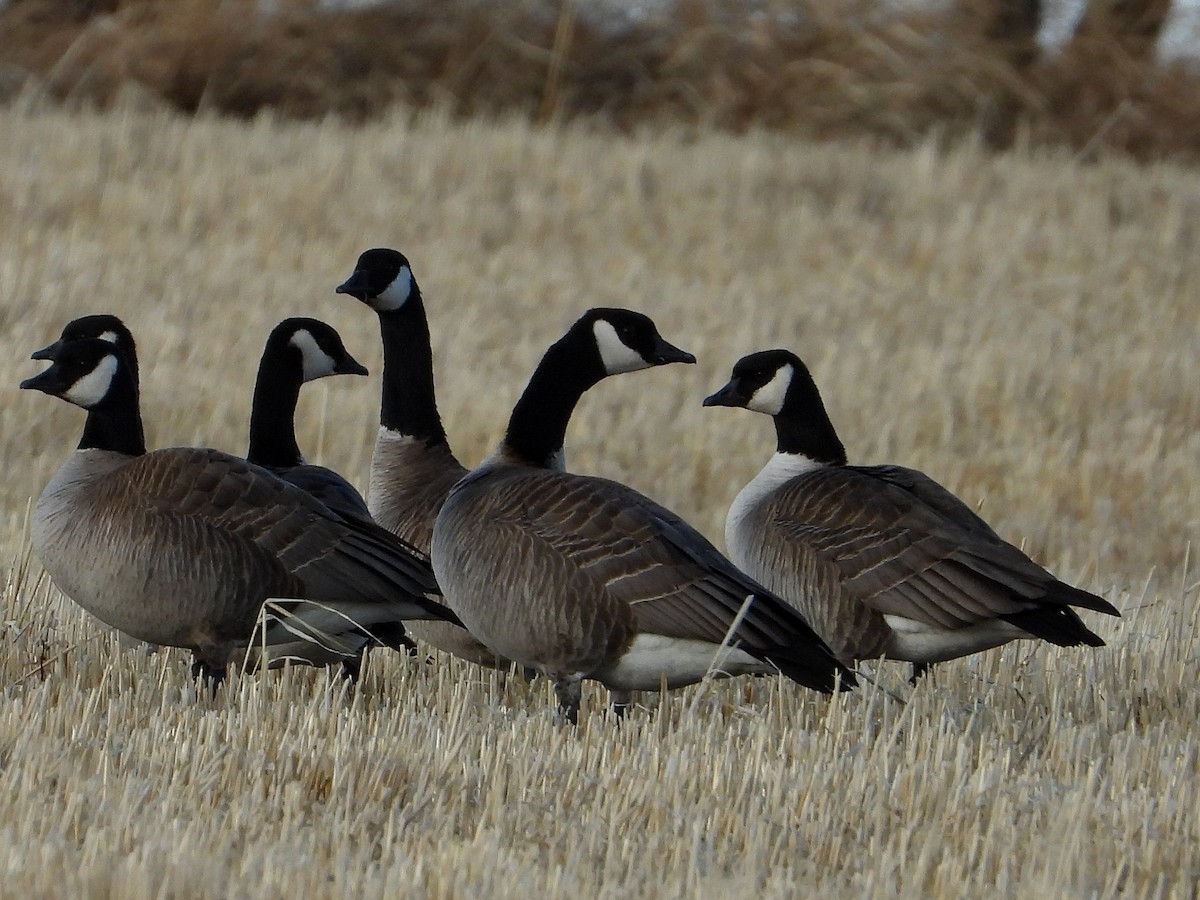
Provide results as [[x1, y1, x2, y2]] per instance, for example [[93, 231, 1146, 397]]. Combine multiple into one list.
[[378, 288, 447, 447], [504, 333, 604, 467], [79, 366, 146, 456], [775, 389, 847, 465], [247, 346, 304, 467]]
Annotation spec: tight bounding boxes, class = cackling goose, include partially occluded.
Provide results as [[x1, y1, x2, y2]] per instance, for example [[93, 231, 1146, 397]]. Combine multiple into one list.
[[246, 317, 372, 517], [703, 349, 1120, 680], [22, 336, 460, 687], [337, 248, 507, 668], [431, 309, 856, 723]]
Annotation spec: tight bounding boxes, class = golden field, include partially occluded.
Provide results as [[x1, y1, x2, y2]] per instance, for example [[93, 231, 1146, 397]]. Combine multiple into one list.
[[0, 103, 1197, 896]]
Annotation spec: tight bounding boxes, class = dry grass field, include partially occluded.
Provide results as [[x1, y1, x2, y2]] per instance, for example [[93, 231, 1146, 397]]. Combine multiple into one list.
[[0, 102, 1197, 896]]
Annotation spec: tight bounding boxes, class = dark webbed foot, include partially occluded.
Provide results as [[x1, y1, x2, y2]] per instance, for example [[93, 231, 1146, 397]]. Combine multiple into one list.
[[190, 658, 227, 696], [554, 677, 581, 726], [909, 661, 933, 685], [370, 621, 420, 657], [609, 690, 633, 722]]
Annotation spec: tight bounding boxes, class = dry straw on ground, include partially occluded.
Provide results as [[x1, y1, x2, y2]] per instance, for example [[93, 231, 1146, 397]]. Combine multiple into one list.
[[0, 103, 1197, 895]]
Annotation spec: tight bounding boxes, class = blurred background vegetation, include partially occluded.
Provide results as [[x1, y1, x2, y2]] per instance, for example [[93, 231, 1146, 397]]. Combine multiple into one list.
[[0, 0, 1194, 161]]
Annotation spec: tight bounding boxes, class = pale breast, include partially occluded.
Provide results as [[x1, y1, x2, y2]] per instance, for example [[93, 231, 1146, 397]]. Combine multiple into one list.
[[725, 459, 891, 663]]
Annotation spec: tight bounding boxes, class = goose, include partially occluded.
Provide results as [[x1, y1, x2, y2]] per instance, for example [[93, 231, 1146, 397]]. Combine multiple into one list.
[[21, 336, 461, 688], [32, 314, 415, 670], [246, 316, 372, 517], [430, 309, 856, 723], [336, 248, 506, 668], [243, 316, 419, 665], [39, 315, 375, 516], [702, 349, 1120, 681]]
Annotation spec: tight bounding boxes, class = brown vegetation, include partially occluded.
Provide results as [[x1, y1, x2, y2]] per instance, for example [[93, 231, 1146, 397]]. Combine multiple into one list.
[[1, 0, 1199, 160], [1, 103, 1197, 893]]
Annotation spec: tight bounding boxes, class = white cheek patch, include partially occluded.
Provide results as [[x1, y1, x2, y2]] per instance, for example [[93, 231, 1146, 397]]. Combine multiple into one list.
[[373, 265, 413, 312], [746, 363, 794, 415], [63, 353, 119, 408], [593, 320, 649, 374], [98, 331, 118, 344], [288, 329, 338, 381]]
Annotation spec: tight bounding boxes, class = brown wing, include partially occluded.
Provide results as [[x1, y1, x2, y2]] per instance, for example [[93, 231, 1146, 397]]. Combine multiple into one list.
[[273, 463, 372, 519], [767, 466, 1118, 631], [479, 468, 854, 692], [112, 448, 453, 623]]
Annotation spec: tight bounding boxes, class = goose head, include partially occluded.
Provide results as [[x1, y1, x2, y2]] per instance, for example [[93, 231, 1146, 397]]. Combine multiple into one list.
[[32, 314, 138, 386], [268, 317, 369, 383], [336, 248, 417, 313], [704, 349, 845, 464], [21, 338, 129, 410], [703, 349, 812, 416], [574, 307, 697, 376]]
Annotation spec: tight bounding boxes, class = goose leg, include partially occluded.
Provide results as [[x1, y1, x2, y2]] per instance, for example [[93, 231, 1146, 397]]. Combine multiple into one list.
[[909, 661, 933, 685], [554, 676, 582, 725], [369, 621, 420, 657], [190, 657, 227, 696], [609, 689, 634, 721], [339, 652, 363, 683]]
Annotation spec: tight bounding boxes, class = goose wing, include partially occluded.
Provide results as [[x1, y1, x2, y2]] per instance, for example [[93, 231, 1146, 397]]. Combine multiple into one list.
[[273, 463, 372, 519], [116, 448, 455, 624], [765, 466, 1119, 631], [485, 469, 854, 692]]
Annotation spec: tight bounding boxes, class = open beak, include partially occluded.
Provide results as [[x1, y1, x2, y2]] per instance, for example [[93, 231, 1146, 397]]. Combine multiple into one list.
[[30, 340, 62, 362]]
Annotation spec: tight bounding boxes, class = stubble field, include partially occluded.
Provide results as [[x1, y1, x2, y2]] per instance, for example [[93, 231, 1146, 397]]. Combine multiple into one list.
[[0, 102, 1197, 896]]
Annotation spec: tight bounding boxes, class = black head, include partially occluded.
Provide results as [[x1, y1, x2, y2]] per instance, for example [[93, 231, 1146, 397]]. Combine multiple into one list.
[[32, 314, 136, 366], [266, 317, 369, 382], [571, 308, 697, 375], [336, 248, 417, 312], [21, 337, 127, 409], [704, 349, 845, 462], [702, 349, 810, 415]]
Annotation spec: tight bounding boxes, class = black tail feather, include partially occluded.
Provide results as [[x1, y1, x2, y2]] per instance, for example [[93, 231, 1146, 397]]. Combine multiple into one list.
[[1000, 605, 1107, 647], [1045, 580, 1121, 617], [760, 644, 858, 693]]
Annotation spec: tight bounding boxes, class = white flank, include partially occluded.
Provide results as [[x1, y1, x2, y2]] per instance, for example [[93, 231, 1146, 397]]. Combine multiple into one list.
[[746, 363, 794, 415], [726, 451, 823, 558], [599, 634, 769, 691], [289, 329, 338, 381], [593, 319, 650, 374], [882, 614, 1025, 663], [374, 265, 413, 312], [63, 353, 119, 408]]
